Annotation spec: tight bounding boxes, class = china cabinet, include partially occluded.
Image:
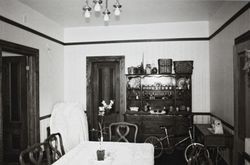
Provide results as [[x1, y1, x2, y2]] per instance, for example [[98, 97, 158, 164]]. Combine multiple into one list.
[[125, 73, 193, 142]]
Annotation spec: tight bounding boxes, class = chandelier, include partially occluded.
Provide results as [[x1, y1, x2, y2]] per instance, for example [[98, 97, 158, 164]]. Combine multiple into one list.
[[83, 0, 122, 22]]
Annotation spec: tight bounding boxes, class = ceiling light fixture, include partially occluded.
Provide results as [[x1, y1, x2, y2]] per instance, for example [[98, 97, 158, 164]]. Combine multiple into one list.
[[113, 0, 121, 16], [83, 0, 122, 22], [93, 0, 102, 12], [83, 0, 92, 18]]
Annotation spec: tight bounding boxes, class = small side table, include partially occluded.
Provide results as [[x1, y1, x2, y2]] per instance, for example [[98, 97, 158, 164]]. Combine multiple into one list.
[[194, 124, 233, 165]]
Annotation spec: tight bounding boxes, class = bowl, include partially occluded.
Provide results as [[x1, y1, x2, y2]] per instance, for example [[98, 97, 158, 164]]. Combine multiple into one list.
[[129, 107, 139, 111]]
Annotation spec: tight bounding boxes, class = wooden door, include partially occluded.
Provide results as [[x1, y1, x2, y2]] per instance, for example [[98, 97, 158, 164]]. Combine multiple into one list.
[[2, 56, 27, 163], [234, 32, 250, 164], [92, 62, 119, 128], [86, 56, 125, 140]]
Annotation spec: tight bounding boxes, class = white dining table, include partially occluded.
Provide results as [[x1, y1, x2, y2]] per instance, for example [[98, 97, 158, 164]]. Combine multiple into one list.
[[52, 141, 154, 165]]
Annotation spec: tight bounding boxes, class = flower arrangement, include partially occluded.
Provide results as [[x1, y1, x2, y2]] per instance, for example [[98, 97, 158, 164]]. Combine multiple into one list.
[[98, 100, 114, 142], [96, 100, 114, 161], [98, 100, 114, 116]]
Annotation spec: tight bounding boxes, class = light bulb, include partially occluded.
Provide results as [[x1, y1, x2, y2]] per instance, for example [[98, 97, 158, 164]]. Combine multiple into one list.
[[85, 10, 91, 18], [94, 3, 101, 12], [114, 7, 120, 16], [104, 13, 109, 21]]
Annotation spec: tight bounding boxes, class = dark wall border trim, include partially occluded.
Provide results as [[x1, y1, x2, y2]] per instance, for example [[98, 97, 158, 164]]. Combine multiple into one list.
[[39, 114, 51, 121], [0, 2, 249, 45], [0, 15, 64, 45], [209, 2, 250, 40], [39, 112, 234, 130], [65, 37, 209, 45], [192, 112, 211, 116]]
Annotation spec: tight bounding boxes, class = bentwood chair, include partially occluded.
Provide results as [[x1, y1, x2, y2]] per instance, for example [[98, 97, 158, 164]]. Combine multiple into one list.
[[46, 133, 65, 164], [19, 142, 50, 165], [109, 122, 138, 142]]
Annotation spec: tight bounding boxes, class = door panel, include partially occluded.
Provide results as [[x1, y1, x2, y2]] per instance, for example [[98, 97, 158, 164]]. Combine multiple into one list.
[[238, 54, 246, 140], [2, 56, 27, 163], [92, 62, 119, 130]]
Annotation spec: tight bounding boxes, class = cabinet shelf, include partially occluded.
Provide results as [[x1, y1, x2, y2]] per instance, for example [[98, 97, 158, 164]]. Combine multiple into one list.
[[126, 74, 192, 113], [127, 99, 141, 101], [142, 99, 174, 101], [124, 111, 192, 116], [126, 73, 176, 76]]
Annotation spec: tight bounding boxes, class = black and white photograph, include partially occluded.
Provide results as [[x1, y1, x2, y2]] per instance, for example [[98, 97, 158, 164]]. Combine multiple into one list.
[[0, 0, 250, 164]]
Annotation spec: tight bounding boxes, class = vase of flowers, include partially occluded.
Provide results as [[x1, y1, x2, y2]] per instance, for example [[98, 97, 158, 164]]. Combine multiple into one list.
[[97, 100, 114, 161], [98, 100, 114, 139], [96, 149, 105, 161]]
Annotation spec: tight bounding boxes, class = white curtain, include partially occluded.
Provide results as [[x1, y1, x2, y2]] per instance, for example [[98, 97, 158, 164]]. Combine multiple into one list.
[[50, 102, 89, 152]]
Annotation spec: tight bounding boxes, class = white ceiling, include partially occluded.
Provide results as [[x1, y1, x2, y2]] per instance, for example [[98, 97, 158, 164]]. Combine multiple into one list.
[[17, 0, 247, 27]]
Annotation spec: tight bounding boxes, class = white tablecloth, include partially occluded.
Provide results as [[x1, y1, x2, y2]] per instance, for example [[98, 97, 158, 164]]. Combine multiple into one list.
[[53, 141, 154, 165]]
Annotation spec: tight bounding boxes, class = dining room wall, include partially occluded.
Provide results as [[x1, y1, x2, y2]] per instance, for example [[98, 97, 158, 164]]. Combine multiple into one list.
[[0, 0, 65, 141], [64, 21, 208, 42], [64, 21, 210, 114], [209, 4, 250, 126], [209, 5, 250, 164]]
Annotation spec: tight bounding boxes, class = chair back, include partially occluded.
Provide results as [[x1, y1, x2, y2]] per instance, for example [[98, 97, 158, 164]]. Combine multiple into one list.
[[46, 133, 65, 163], [109, 122, 138, 142], [19, 142, 50, 165]]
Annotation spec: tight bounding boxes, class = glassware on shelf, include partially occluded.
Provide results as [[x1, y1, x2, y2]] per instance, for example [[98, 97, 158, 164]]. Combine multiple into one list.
[[151, 67, 157, 74], [149, 92, 155, 100], [144, 102, 150, 112], [145, 64, 152, 74], [169, 106, 174, 112]]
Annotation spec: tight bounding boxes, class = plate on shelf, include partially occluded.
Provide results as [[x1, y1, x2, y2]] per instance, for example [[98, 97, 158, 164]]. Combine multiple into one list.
[[128, 77, 140, 89], [129, 107, 139, 111], [160, 111, 166, 114], [149, 110, 166, 115], [177, 78, 186, 89]]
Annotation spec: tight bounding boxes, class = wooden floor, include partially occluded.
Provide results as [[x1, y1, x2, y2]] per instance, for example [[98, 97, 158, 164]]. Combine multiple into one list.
[[155, 150, 186, 165], [155, 149, 228, 165]]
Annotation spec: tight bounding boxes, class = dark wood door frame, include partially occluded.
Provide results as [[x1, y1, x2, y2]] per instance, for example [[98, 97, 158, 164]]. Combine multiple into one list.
[[233, 31, 250, 164], [0, 39, 39, 164], [86, 56, 125, 130]]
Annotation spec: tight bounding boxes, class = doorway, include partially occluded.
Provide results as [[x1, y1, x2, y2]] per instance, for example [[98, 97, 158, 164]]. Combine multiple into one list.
[[0, 40, 40, 164], [234, 31, 250, 164], [86, 56, 125, 139]]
